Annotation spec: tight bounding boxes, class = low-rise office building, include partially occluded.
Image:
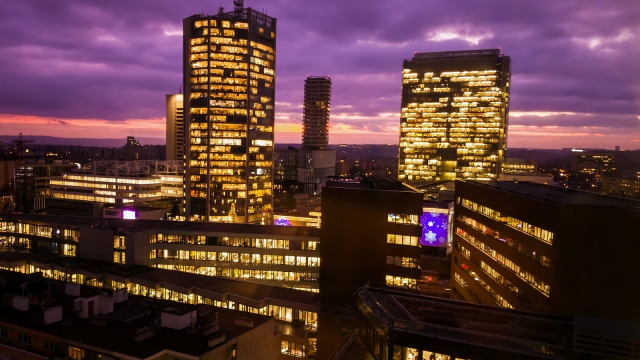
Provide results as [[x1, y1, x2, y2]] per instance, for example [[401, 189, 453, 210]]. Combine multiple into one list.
[[0, 252, 321, 359], [0, 214, 321, 293], [451, 180, 640, 321]]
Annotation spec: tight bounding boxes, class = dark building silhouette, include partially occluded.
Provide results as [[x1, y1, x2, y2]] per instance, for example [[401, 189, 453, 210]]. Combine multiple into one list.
[[452, 180, 640, 322], [320, 177, 423, 306]]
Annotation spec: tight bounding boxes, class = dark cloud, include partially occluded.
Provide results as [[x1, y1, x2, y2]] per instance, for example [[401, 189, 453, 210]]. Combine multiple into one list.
[[48, 119, 70, 126], [0, 0, 638, 146]]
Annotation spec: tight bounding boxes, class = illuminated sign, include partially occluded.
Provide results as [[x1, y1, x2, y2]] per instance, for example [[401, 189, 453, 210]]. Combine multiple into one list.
[[274, 218, 292, 226], [420, 207, 449, 247], [122, 210, 137, 220]]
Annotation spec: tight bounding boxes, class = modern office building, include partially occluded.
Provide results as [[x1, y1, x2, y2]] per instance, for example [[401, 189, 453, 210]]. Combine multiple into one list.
[[183, 2, 276, 224], [570, 149, 616, 176], [398, 49, 511, 185], [166, 93, 185, 161], [320, 177, 423, 305], [299, 76, 335, 195], [451, 180, 640, 322], [47, 160, 183, 217]]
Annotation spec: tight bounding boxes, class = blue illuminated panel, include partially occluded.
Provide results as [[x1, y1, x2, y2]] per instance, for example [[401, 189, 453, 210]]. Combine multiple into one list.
[[420, 207, 449, 247], [274, 218, 292, 226]]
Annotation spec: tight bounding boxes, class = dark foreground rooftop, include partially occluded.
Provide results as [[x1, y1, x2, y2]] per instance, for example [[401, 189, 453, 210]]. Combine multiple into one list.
[[358, 283, 576, 358], [0, 270, 273, 359]]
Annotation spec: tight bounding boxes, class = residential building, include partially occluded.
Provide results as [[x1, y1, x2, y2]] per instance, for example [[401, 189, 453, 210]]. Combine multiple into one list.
[[166, 93, 185, 161], [183, 3, 276, 223], [299, 77, 335, 195], [302, 76, 331, 149], [398, 49, 511, 185], [320, 177, 423, 306], [451, 180, 640, 322]]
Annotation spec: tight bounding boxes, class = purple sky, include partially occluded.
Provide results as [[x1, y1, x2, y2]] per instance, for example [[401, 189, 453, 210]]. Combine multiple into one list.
[[0, 0, 638, 149]]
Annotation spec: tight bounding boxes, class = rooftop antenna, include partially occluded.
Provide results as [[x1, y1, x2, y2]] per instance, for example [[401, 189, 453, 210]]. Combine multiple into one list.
[[218, 6, 224, 15], [233, 0, 244, 16]]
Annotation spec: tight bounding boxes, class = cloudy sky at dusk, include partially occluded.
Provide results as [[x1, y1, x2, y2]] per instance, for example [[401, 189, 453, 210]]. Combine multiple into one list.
[[0, 0, 638, 149]]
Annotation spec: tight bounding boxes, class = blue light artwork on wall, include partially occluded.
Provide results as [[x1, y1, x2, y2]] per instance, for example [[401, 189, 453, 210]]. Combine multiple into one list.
[[274, 218, 292, 226], [420, 208, 449, 247]]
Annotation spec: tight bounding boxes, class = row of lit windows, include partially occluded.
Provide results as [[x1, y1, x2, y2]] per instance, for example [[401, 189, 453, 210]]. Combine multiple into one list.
[[151, 250, 319, 267], [455, 242, 521, 299], [457, 261, 514, 309], [154, 264, 318, 283], [281, 340, 307, 358], [386, 234, 419, 246], [456, 228, 550, 296], [385, 275, 417, 289], [11, 264, 317, 326], [458, 215, 551, 269], [387, 213, 419, 225], [459, 198, 554, 244], [0, 222, 52, 238]]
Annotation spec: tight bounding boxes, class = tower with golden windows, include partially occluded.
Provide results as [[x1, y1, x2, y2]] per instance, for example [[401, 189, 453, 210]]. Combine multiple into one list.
[[183, 2, 275, 223], [398, 49, 510, 185]]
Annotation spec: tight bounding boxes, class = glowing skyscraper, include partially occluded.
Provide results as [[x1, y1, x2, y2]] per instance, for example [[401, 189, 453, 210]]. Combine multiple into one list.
[[299, 76, 335, 195], [398, 49, 510, 185], [183, 2, 276, 223]]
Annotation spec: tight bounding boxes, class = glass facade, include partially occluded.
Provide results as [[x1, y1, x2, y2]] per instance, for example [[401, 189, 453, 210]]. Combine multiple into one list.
[[398, 49, 510, 184], [184, 8, 276, 224]]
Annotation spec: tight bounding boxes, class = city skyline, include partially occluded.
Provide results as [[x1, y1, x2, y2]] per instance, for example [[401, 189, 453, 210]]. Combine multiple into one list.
[[0, 1, 638, 149]]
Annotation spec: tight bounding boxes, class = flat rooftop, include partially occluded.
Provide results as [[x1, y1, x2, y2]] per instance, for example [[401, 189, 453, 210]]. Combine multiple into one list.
[[0, 214, 320, 238], [359, 283, 575, 356], [133, 268, 319, 307], [0, 273, 272, 358], [0, 252, 319, 308], [412, 49, 501, 59], [470, 180, 640, 210]]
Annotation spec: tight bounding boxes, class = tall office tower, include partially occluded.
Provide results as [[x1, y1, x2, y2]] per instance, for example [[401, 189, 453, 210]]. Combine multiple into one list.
[[398, 49, 510, 185], [183, 1, 276, 223], [298, 76, 335, 195], [166, 93, 184, 161], [302, 76, 331, 149]]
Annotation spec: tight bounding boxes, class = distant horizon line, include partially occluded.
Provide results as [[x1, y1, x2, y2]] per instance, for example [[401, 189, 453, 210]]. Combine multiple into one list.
[[0, 134, 634, 151]]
